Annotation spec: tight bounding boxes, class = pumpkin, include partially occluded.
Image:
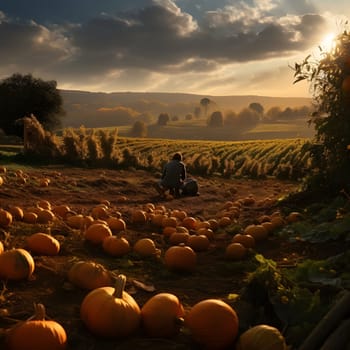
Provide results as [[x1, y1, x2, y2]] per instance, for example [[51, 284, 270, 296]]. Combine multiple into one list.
[[0, 248, 35, 280], [6, 303, 67, 350], [184, 299, 239, 349], [0, 176, 3, 186], [85, 223, 112, 244], [131, 209, 147, 224], [80, 274, 141, 337], [37, 200, 51, 210], [218, 216, 232, 227], [169, 231, 190, 245], [207, 218, 219, 231], [187, 234, 210, 252], [106, 217, 126, 232], [196, 227, 214, 240], [236, 324, 287, 350], [102, 236, 131, 257], [0, 240, 4, 254], [162, 226, 177, 237], [22, 211, 38, 224], [7, 206, 24, 221], [286, 211, 302, 223], [133, 238, 160, 257], [164, 244, 196, 272], [231, 233, 255, 249], [182, 216, 197, 230], [225, 242, 247, 260], [67, 260, 113, 290], [162, 216, 178, 228], [0, 209, 12, 227], [151, 213, 166, 227], [27, 233, 60, 256], [244, 224, 268, 241], [91, 205, 109, 220], [52, 204, 71, 219], [36, 209, 55, 224], [141, 293, 185, 338], [66, 214, 84, 229]]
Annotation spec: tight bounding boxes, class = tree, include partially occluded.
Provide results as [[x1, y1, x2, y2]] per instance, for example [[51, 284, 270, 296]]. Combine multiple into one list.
[[249, 102, 264, 115], [293, 27, 350, 193], [157, 113, 170, 126], [200, 98, 211, 118], [207, 111, 224, 127], [0, 73, 65, 137], [129, 120, 147, 138]]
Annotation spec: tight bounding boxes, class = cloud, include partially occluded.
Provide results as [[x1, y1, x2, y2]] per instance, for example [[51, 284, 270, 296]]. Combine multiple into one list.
[[0, 0, 335, 94]]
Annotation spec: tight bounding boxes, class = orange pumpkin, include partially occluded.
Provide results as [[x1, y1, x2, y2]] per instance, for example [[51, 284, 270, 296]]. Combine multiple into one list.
[[67, 260, 113, 290], [80, 274, 141, 337], [7, 206, 24, 221], [102, 236, 130, 257], [184, 299, 239, 349], [164, 244, 196, 272], [52, 204, 71, 219], [169, 231, 190, 245], [236, 324, 287, 350], [0, 209, 12, 227], [22, 211, 38, 224], [244, 224, 268, 241], [141, 293, 185, 338], [6, 303, 67, 350], [131, 209, 147, 224], [187, 234, 210, 252], [27, 233, 60, 256], [106, 217, 126, 232], [36, 209, 55, 224], [0, 248, 35, 280], [225, 242, 247, 260], [231, 233, 255, 249], [0, 240, 4, 254], [133, 238, 160, 257], [84, 223, 112, 244]]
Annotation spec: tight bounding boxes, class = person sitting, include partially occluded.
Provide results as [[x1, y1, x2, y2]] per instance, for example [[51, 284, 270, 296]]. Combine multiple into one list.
[[154, 152, 186, 198]]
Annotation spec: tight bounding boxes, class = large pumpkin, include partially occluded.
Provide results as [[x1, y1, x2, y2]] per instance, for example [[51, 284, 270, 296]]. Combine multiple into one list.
[[184, 299, 239, 349], [67, 260, 113, 290], [141, 293, 185, 338], [80, 274, 141, 337], [0, 248, 35, 280], [26, 233, 60, 256], [236, 324, 287, 350], [5, 303, 67, 350]]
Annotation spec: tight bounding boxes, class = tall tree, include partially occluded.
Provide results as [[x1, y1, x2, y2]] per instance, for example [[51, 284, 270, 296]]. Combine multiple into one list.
[[200, 98, 211, 118], [293, 28, 350, 193], [0, 73, 65, 137]]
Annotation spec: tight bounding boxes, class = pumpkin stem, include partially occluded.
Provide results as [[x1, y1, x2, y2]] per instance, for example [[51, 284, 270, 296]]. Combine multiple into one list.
[[113, 274, 127, 298], [32, 303, 46, 320]]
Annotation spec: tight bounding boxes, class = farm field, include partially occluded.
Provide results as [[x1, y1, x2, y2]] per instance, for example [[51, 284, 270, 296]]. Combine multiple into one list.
[[0, 162, 348, 349]]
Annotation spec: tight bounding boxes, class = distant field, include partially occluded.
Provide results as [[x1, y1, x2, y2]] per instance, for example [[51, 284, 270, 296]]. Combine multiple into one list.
[[0, 134, 312, 180]]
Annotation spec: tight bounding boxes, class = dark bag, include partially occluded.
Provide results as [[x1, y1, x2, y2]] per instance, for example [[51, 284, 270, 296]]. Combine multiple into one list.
[[182, 178, 199, 196]]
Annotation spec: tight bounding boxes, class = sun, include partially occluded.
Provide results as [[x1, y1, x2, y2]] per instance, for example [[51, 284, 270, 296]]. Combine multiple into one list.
[[319, 32, 336, 53]]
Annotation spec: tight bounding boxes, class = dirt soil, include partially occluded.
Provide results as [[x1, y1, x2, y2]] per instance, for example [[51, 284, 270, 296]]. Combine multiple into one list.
[[0, 166, 346, 349]]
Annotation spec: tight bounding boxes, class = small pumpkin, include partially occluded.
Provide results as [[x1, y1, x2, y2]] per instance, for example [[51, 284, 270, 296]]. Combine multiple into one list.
[[102, 236, 131, 257], [27, 233, 60, 256], [187, 234, 210, 252], [6, 303, 67, 350], [236, 324, 287, 350], [80, 274, 141, 337], [225, 242, 247, 260], [36, 209, 56, 224], [231, 233, 255, 249], [0, 248, 35, 280], [184, 299, 239, 349], [0, 240, 4, 254], [169, 231, 190, 245], [67, 260, 113, 290], [131, 209, 147, 224], [164, 244, 196, 272], [7, 206, 24, 221], [22, 211, 38, 224], [133, 238, 160, 257], [244, 224, 268, 241], [84, 223, 112, 244], [0, 208, 13, 227], [106, 217, 126, 232], [141, 293, 185, 338]]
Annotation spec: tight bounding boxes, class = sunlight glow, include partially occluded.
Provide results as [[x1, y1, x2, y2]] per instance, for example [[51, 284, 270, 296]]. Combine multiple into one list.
[[319, 32, 336, 53]]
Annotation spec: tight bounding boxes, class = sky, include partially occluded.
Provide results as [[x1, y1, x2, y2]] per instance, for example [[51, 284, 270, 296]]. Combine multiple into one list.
[[0, 0, 349, 98]]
